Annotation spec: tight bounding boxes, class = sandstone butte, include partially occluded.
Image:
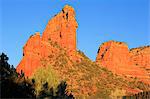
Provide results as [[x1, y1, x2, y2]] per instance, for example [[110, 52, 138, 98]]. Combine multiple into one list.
[[17, 5, 79, 77], [16, 5, 150, 97], [96, 41, 150, 84]]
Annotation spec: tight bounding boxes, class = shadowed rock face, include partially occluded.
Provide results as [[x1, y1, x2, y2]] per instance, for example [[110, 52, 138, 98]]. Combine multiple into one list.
[[17, 5, 78, 77], [96, 40, 150, 84]]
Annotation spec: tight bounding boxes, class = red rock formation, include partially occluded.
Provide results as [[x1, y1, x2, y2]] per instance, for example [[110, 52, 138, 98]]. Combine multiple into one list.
[[130, 46, 150, 76], [96, 40, 150, 84], [17, 33, 42, 76], [16, 5, 78, 77], [42, 5, 78, 56], [16, 5, 150, 97]]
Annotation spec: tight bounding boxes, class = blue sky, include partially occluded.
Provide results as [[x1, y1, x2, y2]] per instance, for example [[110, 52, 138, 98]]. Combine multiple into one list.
[[0, 0, 150, 67]]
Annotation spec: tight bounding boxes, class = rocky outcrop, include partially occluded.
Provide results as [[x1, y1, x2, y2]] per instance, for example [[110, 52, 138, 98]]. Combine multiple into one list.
[[96, 40, 150, 84], [42, 5, 78, 56], [17, 33, 41, 76], [130, 46, 150, 76], [16, 5, 78, 77]]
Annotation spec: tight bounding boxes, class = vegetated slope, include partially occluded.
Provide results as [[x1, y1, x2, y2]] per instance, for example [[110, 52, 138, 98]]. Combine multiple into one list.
[[16, 5, 150, 98], [31, 39, 150, 98]]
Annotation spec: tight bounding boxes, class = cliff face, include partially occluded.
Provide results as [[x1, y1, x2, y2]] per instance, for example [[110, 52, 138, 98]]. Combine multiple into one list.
[[130, 46, 150, 76], [17, 5, 78, 77], [96, 41, 150, 84], [17, 33, 41, 76], [42, 5, 78, 56]]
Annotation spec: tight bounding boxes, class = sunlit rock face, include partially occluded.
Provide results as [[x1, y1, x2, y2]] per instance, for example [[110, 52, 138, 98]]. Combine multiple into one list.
[[42, 5, 78, 56], [96, 41, 150, 84], [17, 33, 42, 76], [130, 46, 150, 76], [16, 5, 78, 77]]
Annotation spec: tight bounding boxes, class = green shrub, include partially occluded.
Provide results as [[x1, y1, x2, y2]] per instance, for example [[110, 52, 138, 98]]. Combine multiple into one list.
[[32, 65, 60, 95]]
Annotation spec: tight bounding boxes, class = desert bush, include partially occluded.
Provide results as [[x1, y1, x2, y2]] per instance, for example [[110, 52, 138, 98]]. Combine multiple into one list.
[[110, 88, 126, 98], [32, 65, 59, 95]]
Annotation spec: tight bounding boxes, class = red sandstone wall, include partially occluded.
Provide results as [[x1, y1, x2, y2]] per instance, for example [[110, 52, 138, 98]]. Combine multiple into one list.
[[17, 33, 42, 76], [130, 46, 150, 76], [96, 41, 150, 84], [42, 5, 78, 54]]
